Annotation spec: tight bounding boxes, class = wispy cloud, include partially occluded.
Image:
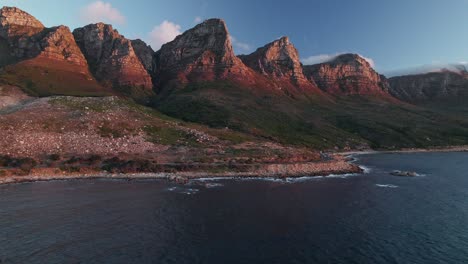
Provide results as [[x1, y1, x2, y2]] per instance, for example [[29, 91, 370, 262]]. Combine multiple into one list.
[[385, 62, 468, 77], [230, 36, 251, 53], [302, 53, 375, 67], [148, 20, 182, 50], [80, 1, 126, 25], [194, 16, 203, 24]]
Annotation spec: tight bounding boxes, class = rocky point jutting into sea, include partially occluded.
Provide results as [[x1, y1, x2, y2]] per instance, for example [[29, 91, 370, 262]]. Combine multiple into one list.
[[1, 6, 468, 183]]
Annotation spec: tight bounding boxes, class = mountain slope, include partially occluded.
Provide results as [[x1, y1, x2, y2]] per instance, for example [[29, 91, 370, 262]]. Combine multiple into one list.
[[389, 69, 468, 103], [0, 7, 108, 96], [303, 54, 390, 96], [73, 23, 153, 100], [238, 36, 321, 94]]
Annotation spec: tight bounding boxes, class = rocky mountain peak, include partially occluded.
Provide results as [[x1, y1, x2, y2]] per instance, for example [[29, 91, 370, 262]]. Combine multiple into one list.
[[73, 23, 152, 90], [0, 6, 44, 38], [328, 53, 371, 67], [389, 70, 468, 102], [238, 36, 318, 92], [303, 53, 390, 96], [131, 39, 155, 73], [155, 18, 253, 85], [38, 25, 88, 66]]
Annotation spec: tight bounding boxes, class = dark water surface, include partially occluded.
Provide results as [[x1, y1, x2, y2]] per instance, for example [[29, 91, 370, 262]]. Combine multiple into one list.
[[1, 152, 468, 263]]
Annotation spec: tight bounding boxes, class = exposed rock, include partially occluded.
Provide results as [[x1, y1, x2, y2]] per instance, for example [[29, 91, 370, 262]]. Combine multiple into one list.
[[303, 54, 390, 96], [391, 170, 418, 177], [389, 69, 468, 102], [154, 19, 258, 88], [0, 7, 104, 95], [0, 6, 44, 39], [38, 26, 89, 66], [0, 7, 88, 66], [0, 85, 31, 110], [73, 23, 153, 90], [131, 39, 155, 73], [239, 36, 319, 93]]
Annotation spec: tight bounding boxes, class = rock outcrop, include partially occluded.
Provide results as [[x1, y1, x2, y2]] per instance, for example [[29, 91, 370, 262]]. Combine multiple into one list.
[[37, 26, 89, 66], [154, 19, 258, 88], [73, 23, 152, 90], [303, 54, 390, 96], [389, 69, 468, 102], [239, 36, 319, 93], [0, 7, 45, 62], [0, 6, 44, 39], [0, 7, 105, 96], [0, 7, 89, 66], [131, 39, 155, 73]]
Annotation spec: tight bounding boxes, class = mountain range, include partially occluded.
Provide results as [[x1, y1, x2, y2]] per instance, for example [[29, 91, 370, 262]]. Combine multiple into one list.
[[2, 6, 468, 151]]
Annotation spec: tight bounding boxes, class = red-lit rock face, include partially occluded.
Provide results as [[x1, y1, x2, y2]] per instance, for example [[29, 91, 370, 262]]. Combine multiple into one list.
[[73, 23, 153, 89], [304, 54, 390, 96], [239, 36, 320, 93]]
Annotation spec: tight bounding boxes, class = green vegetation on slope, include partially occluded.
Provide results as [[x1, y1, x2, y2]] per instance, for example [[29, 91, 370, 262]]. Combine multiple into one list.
[[0, 59, 112, 97], [153, 81, 468, 150]]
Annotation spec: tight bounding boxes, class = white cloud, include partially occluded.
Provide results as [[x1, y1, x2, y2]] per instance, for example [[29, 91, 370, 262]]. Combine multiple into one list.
[[385, 62, 468, 77], [302, 53, 375, 67], [361, 55, 375, 68], [80, 1, 126, 25], [194, 16, 203, 24], [301, 54, 337, 65], [148, 20, 182, 50], [230, 36, 251, 53]]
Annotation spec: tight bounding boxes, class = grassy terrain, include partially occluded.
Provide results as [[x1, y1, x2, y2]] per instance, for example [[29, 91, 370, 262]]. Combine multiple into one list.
[[153, 81, 468, 150], [0, 58, 113, 97]]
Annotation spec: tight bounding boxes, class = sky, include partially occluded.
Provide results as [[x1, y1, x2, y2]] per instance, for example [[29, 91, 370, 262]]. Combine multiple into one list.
[[2, 0, 468, 75]]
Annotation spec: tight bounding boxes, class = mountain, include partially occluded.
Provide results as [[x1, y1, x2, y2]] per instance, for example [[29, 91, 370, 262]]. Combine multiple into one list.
[[303, 54, 390, 96], [2, 6, 468, 151], [153, 19, 277, 95], [389, 69, 468, 104], [0, 7, 106, 96], [131, 39, 155, 73], [238, 37, 321, 94], [73, 23, 153, 100]]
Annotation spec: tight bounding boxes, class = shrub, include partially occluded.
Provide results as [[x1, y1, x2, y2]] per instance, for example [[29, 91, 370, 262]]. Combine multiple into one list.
[[48, 154, 61, 161]]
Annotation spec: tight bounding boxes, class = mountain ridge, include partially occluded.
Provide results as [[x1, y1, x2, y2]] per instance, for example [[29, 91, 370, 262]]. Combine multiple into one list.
[[1, 6, 468, 152]]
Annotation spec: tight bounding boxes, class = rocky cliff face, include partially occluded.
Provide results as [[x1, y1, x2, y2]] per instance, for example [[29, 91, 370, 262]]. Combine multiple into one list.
[[0, 7, 105, 96], [37, 26, 89, 66], [154, 19, 258, 88], [73, 23, 152, 90], [303, 54, 390, 96], [389, 69, 468, 102], [0, 6, 44, 39], [0, 7, 88, 66], [239, 37, 319, 92], [131, 39, 155, 73]]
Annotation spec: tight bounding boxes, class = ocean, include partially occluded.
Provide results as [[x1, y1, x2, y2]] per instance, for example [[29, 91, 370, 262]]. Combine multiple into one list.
[[1, 152, 467, 263]]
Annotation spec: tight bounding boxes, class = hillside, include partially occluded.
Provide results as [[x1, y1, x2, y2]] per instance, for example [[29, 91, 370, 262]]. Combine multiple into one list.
[[0, 5, 468, 164]]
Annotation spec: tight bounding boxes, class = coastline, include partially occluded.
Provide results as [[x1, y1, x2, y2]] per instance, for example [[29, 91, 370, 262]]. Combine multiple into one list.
[[0, 156, 363, 185], [2, 145, 467, 186], [337, 145, 468, 157]]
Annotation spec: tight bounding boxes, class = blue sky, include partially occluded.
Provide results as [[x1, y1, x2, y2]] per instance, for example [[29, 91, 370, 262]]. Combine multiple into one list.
[[3, 0, 468, 75]]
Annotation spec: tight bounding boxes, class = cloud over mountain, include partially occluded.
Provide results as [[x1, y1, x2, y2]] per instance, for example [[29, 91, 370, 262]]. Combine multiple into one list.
[[80, 1, 126, 25]]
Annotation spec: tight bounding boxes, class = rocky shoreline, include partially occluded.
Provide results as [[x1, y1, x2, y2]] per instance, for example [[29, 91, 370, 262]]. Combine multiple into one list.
[[338, 145, 468, 156], [0, 157, 363, 185], [2, 146, 468, 186]]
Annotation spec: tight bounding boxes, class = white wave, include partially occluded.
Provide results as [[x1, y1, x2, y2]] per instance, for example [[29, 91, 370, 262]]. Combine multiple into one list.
[[193, 177, 236, 182], [325, 173, 360, 179], [167, 187, 200, 194], [205, 183, 224, 188], [376, 184, 399, 188], [360, 165, 372, 174], [284, 176, 324, 183]]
